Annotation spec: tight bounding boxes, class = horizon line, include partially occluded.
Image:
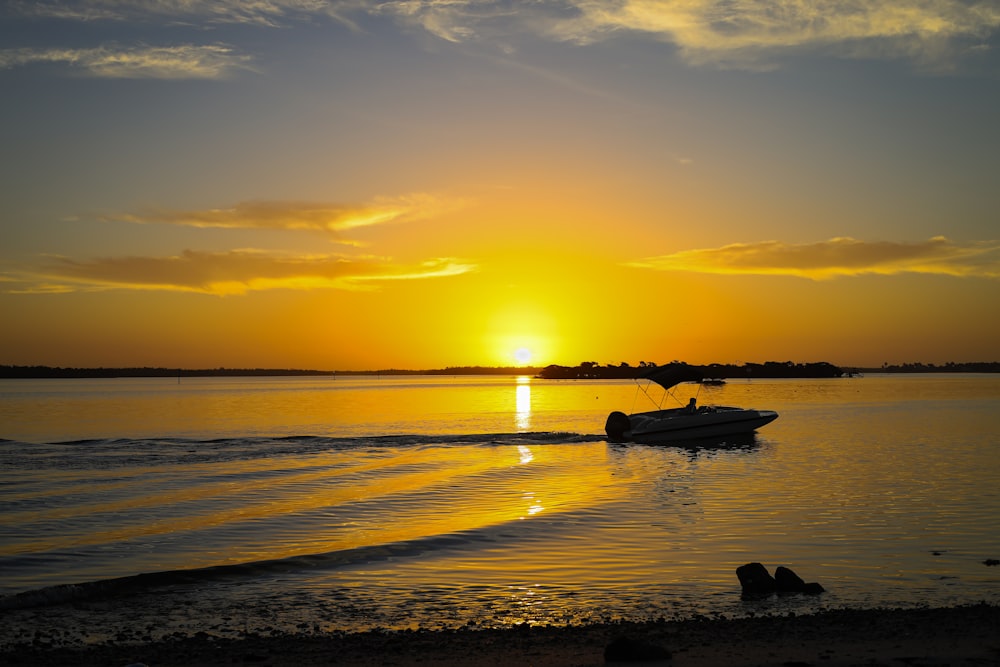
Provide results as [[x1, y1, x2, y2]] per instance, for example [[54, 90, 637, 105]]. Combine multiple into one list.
[[3, 360, 999, 378]]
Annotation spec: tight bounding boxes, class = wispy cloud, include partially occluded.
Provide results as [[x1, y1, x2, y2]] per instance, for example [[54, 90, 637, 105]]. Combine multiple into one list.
[[627, 237, 1000, 279], [371, 1, 1000, 70], [542, 1, 1000, 69], [105, 194, 463, 237], [0, 44, 252, 79], [1, 192, 471, 294], [7, 0, 343, 28], [6, 1, 998, 73], [8, 250, 475, 296], [371, 0, 513, 43]]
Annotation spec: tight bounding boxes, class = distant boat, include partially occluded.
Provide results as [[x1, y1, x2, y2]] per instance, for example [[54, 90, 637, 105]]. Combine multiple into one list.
[[699, 378, 726, 386], [605, 365, 777, 444]]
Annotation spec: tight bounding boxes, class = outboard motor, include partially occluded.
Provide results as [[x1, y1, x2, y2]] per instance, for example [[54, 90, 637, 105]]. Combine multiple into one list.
[[605, 411, 631, 442]]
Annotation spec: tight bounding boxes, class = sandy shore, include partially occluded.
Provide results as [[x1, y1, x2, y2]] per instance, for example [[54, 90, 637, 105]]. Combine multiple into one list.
[[3, 604, 998, 666]]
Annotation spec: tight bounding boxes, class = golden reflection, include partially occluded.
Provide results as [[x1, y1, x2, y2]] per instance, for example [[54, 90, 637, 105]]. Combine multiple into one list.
[[516, 443, 544, 518], [517, 444, 534, 465], [515, 376, 531, 430], [520, 491, 545, 519]]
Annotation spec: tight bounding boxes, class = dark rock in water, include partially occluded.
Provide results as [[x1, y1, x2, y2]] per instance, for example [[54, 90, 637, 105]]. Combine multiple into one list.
[[737, 562, 776, 599], [801, 581, 826, 594], [604, 636, 672, 662], [984, 559, 1000, 566], [774, 566, 824, 595], [774, 565, 806, 592]]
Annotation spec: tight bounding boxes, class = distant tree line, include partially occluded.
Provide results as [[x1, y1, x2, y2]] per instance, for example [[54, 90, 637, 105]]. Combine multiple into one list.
[[0, 366, 336, 379], [537, 360, 846, 380], [343, 366, 543, 376], [0, 365, 542, 379], [873, 361, 1000, 373]]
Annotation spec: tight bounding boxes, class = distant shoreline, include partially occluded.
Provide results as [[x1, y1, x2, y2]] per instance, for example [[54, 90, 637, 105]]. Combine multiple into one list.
[[2, 361, 998, 379], [0, 365, 542, 379]]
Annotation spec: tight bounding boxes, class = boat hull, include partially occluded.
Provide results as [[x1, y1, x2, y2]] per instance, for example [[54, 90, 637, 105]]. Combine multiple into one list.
[[606, 407, 778, 444]]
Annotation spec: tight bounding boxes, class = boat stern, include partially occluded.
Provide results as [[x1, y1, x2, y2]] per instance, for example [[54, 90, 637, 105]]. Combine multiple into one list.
[[604, 411, 632, 442]]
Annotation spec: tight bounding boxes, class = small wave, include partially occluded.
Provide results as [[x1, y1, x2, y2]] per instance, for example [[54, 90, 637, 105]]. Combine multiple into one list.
[[0, 520, 535, 611], [54, 431, 591, 445], [42, 431, 598, 454], [1, 432, 604, 471]]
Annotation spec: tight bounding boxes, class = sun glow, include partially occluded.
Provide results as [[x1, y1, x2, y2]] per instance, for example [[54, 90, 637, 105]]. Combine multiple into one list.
[[492, 332, 551, 367], [513, 347, 533, 365]]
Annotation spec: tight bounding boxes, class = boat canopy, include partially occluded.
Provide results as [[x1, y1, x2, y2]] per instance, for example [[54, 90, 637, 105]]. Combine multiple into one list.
[[639, 364, 703, 390]]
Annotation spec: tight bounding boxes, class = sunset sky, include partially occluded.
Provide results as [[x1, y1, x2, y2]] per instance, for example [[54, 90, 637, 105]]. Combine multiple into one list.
[[2, 1, 998, 370]]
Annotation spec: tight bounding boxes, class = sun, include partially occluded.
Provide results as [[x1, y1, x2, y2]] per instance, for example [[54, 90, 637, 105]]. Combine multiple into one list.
[[513, 347, 533, 365]]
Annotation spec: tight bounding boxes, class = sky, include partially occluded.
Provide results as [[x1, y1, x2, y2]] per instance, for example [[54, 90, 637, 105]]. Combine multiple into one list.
[[1, 1, 999, 371]]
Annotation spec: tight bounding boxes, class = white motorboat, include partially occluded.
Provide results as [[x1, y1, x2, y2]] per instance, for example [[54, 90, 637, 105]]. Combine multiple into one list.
[[604, 365, 778, 444]]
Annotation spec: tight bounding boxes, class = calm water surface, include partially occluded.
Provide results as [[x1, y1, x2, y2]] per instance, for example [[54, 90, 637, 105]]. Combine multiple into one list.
[[1, 374, 998, 645]]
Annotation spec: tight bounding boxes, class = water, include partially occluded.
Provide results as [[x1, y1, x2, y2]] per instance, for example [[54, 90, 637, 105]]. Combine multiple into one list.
[[1, 374, 999, 645]]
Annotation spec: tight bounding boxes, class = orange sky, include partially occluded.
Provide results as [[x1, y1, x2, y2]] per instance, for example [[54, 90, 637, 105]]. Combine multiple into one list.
[[1, 2, 999, 369]]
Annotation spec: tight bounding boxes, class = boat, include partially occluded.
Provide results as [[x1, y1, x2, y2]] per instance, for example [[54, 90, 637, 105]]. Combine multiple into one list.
[[604, 365, 778, 444]]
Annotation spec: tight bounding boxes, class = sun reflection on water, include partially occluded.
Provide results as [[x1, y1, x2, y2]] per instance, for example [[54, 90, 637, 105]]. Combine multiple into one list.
[[516, 445, 544, 518], [517, 444, 533, 465], [514, 376, 531, 430]]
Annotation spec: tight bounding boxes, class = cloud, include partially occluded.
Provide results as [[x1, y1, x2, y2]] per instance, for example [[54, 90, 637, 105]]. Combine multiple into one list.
[[627, 237, 1000, 279], [369, 1, 1000, 69], [0, 193, 472, 294], [543, 1, 1000, 69], [7, 0, 343, 28], [8, 250, 475, 296], [105, 194, 462, 236], [371, 0, 509, 43], [6, 2, 998, 73], [0, 44, 252, 79]]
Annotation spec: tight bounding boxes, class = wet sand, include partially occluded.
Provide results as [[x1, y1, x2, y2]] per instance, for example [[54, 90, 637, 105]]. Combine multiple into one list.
[[3, 604, 998, 666]]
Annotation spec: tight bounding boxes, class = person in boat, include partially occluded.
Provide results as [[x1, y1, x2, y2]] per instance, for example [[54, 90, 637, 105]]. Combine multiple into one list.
[[686, 397, 697, 413]]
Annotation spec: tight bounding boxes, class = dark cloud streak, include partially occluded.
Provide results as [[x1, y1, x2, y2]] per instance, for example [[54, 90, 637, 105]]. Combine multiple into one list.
[[107, 195, 460, 235], [8, 250, 475, 295]]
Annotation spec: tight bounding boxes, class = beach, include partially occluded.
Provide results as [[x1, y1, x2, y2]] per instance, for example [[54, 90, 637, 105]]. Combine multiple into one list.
[[3, 605, 999, 666]]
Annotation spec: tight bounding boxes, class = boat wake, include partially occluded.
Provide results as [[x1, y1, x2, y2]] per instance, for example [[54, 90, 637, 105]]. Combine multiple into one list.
[[0, 511, 584, 611], [2, 431, 601, 467]]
